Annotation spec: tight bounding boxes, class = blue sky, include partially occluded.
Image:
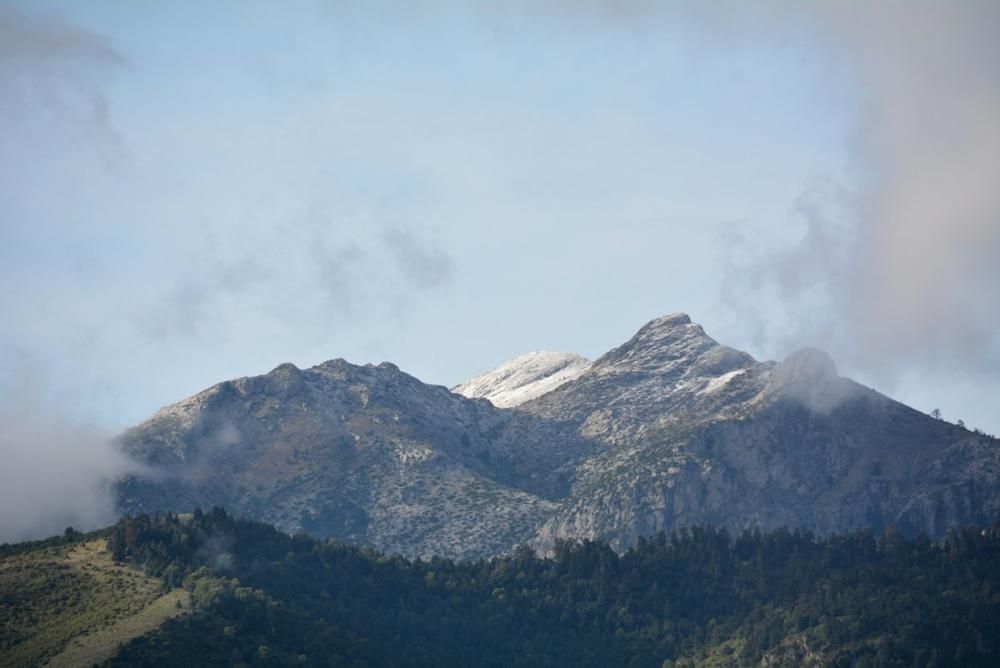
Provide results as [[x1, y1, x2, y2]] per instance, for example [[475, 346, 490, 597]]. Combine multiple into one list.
[[1, 0, 997, 442]]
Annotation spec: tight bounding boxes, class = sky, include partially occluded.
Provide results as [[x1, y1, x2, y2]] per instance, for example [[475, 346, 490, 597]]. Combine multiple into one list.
[[1, 1, 998, 540]]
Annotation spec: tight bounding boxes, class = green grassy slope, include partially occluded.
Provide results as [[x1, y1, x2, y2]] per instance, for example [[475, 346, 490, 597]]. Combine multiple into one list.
[[0, 533, 189, 668]]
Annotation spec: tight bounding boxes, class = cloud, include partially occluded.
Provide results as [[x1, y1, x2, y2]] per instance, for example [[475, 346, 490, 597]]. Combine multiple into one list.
[[0, 6, 121, 63], [382, 225, 456, 290], [718, 181, 857, 353], [823, 1, 1000, 373], [0, 6, 125, 163], [504, 0, 998, 381], [718, 1, 1000, 382], [0, 362, 136, 543], [133, 210, 455, 344]]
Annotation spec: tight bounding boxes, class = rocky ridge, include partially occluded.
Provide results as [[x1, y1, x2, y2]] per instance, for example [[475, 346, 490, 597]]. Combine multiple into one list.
[[117, 359, 594, 560], [116, 314, 1000, 560]]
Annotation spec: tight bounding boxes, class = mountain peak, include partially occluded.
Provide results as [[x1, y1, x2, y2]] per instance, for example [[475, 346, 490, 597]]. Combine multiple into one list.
[[313, 357, 352, 371], [592, 312, 719, 375], [626, 312, 709, 349], [644, 312, 693, 329], [268, 362, 302, 377], [453, 351, 592, 407]]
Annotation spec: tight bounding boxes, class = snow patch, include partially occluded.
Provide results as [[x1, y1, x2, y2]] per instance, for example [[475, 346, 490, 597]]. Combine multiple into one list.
[[697, 369, 747, 396], [453, 351, 592, 407]]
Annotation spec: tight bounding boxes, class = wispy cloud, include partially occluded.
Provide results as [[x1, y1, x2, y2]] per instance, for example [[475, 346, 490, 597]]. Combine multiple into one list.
[[382, 225, 455, 290], [719, 1, 1000, 385], [133, 209, 456, 345], [0, 362, 136, 543], [0, 5, 125, 164]]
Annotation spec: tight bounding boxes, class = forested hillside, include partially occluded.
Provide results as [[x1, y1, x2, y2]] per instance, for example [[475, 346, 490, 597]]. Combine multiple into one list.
[[91, 509, 1000, 667]]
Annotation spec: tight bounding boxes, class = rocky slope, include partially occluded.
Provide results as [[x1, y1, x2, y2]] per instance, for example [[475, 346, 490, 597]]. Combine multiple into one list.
[[116, 360, 594, 560], [115, 314, 1000, 560], [521, 315, 999, 552]]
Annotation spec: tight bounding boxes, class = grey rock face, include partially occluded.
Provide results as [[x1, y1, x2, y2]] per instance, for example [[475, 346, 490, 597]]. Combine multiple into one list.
[[116, 359, 591, 560], [116, 314, 1000, 560]]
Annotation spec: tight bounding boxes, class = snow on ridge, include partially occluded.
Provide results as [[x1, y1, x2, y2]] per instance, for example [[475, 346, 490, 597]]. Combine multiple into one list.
[[452, 351, 592, 408], [696, 368, 747, 396]]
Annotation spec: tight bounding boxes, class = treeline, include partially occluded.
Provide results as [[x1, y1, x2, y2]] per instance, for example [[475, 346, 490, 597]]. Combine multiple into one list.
[[104, 509, 1000, 667]]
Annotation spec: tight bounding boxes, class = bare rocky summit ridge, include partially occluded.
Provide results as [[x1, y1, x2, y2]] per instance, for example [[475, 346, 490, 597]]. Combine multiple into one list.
[[518, 316, 998, 552], [116, 314, 1000, 560], [117, 358, 593, 560]]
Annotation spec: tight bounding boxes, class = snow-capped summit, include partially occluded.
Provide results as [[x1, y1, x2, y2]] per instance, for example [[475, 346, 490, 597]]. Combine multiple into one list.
[[452, 351, 592, 408]]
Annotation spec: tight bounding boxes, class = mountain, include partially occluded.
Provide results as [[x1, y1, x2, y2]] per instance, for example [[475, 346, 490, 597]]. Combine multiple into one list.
[[116, 359, 595, 560], [115, 313, 1000, 560], [512, 314, 999, 551]]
